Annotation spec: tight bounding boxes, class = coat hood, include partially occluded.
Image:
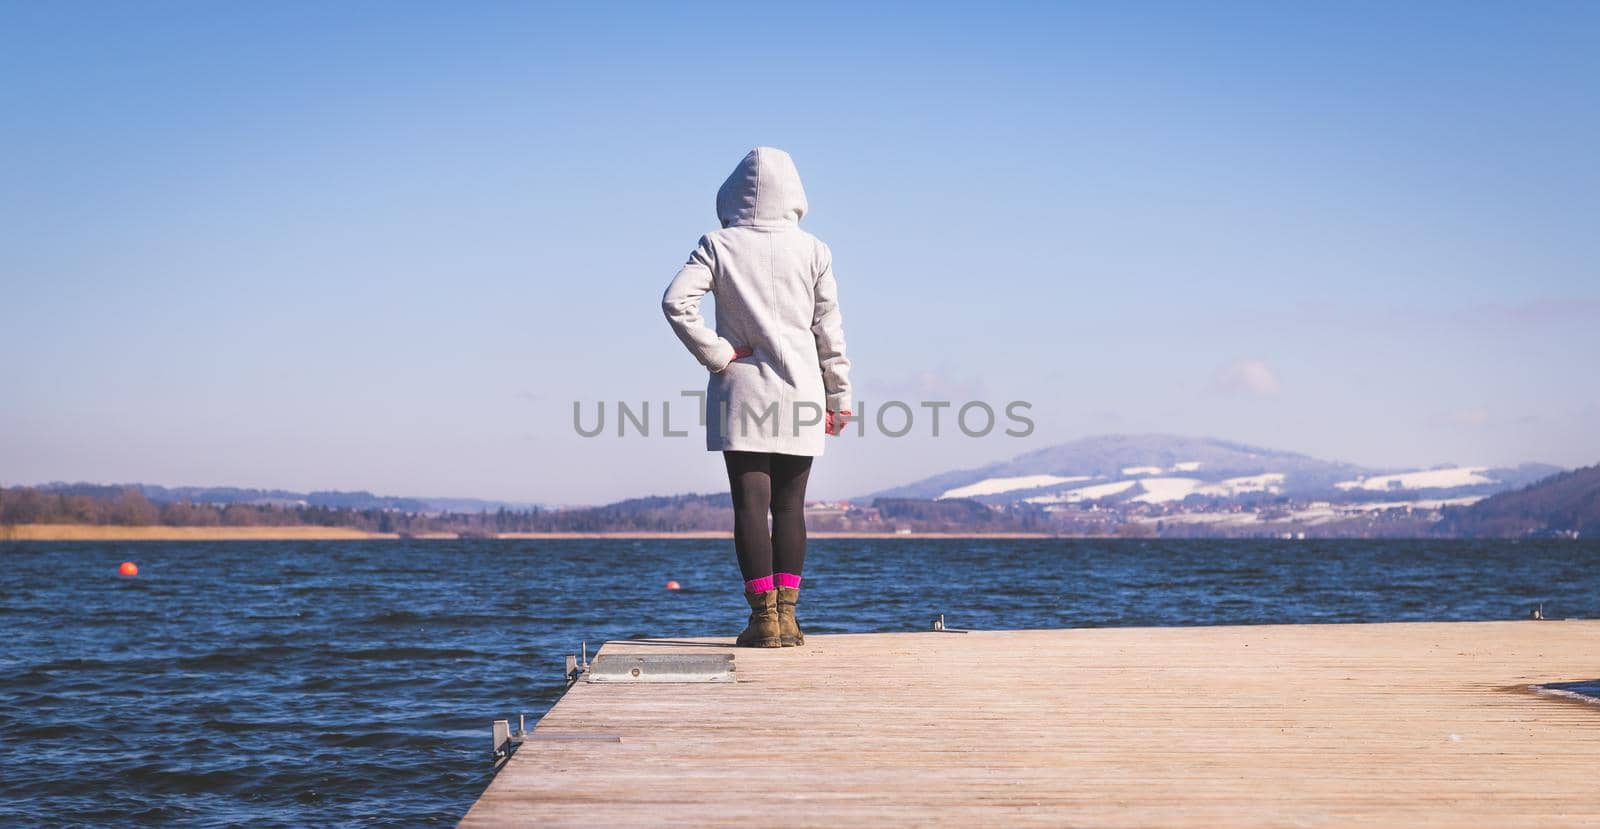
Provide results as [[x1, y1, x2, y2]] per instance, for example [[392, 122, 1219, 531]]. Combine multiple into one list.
[[716, 147, 808, 228]]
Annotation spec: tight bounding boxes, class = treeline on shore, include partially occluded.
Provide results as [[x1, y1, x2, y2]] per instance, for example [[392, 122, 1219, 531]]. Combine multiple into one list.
[[0, 486, 717, 535], [0, 486, 1060, 536]]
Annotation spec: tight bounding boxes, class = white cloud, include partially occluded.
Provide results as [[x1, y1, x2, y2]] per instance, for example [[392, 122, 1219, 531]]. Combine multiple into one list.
[[1210, 359, 1281, 398]]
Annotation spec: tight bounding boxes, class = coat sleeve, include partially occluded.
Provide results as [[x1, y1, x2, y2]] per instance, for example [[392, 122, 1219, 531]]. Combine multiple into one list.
[[661, 236, 737, 373], [811, 241, 853, 412]]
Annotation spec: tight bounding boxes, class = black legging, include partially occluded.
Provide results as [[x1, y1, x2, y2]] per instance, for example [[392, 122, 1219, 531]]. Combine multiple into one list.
[[723, 451, 813, 582]]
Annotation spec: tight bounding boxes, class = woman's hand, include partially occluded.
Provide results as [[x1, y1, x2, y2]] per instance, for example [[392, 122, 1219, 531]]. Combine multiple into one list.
[[825, 409, 852, 436], [712, 346, 754, 373]]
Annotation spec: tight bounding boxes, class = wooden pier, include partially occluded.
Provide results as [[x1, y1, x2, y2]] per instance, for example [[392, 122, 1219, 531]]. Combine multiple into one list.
[[462, 620, 1600, 827]]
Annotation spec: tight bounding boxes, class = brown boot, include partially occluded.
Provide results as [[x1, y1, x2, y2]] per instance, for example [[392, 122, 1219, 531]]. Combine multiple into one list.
[[736, 590, 780, 648], [776, 586, 804, 647]]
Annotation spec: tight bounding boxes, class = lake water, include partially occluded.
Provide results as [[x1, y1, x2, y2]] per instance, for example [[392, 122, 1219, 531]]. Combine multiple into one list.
[[3, 538, 1597, 826]]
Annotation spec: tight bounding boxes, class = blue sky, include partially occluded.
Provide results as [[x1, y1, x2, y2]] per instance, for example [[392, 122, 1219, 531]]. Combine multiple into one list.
[[3, 2, 1597, 504]]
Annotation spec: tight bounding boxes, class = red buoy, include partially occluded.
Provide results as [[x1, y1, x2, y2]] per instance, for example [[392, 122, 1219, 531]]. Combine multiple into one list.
[[119, 561, 139, 577], [665, 580, 681, 591]]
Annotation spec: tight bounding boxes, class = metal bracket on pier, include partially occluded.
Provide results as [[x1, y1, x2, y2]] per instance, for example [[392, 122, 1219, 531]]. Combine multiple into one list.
[[931, 613, 970, 634], [492, 714, 528, 768], [587, 653, 736, 683], [564, 640, 591, 688]]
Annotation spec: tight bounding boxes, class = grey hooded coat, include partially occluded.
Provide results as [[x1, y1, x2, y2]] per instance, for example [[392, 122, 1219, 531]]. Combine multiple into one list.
[[662, 147, 852, 456]]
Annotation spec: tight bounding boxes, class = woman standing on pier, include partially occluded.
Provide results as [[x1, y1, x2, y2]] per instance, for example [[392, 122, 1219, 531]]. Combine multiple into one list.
[[662, 147, 853, 648]]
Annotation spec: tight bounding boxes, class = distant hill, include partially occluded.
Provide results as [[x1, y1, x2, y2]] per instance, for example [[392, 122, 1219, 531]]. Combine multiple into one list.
[[862, 434, 1560, 507], [1436, 463, 1600, 538]]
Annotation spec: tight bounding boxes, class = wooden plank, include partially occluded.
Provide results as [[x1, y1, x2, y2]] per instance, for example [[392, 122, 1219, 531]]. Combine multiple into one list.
[[461, 621, 1600, 827]]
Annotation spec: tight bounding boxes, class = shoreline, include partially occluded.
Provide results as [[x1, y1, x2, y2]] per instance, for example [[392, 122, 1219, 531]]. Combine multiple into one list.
[[0, 524, 1064, 542]]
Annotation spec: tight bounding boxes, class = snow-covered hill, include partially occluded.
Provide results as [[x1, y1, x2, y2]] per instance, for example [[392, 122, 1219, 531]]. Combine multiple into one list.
[[864, 435, 1560, 508], [1334, 467, 1496, 492]]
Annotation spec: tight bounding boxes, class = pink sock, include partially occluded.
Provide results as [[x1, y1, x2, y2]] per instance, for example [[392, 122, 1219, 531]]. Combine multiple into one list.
[[775, 572, 802, 589], [744, 575, 774, 593]]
